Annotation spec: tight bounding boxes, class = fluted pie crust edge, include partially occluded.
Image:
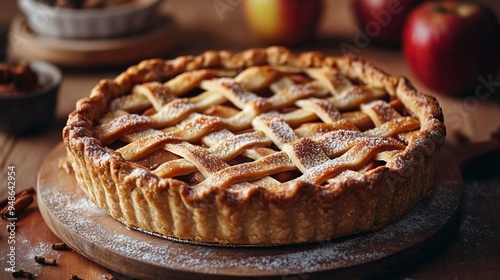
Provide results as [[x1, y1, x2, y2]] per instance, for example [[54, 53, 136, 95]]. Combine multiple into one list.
[[62, 47, 446, 245]]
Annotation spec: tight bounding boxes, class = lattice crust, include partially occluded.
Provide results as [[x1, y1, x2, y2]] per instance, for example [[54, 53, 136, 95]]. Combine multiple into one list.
[[63, 47, 446, 245]]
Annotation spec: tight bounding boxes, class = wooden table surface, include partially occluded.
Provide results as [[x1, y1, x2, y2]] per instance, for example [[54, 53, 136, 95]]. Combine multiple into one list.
[[1, 0, 499, 279]]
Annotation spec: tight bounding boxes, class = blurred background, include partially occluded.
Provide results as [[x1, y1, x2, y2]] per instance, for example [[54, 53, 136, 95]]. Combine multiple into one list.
[[1, 0, 498, 58], [1, 0, 498, 141]]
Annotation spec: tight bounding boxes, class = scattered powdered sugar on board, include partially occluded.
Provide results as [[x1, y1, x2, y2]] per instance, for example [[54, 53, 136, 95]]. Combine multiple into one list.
[[6, 231, 62, 276], [457, 180, 500, 249], [38, 173, 461, 276]]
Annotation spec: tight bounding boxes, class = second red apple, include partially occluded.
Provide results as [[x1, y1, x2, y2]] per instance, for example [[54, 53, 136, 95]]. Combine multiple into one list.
[[353, 0, 425, 45], [403, 1, 500, 96]]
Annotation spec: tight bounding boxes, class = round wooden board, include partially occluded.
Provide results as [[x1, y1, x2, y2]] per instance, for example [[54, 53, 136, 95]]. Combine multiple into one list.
[[37, 143, 462, 280], [7, 14, 177, 67]]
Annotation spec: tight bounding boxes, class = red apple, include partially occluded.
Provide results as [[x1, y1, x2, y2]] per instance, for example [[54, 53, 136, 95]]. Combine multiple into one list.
[[243, 0, 322, 45], [403, 1, 500, 96], [353, 0, 426, 45]]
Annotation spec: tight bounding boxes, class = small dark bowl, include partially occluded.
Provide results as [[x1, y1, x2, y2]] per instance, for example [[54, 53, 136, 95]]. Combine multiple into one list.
[[0, 61, 62, 135]]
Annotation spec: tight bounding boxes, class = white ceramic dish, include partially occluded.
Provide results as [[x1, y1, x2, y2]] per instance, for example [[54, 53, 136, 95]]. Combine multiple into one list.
[[18, 0, 161, 39]]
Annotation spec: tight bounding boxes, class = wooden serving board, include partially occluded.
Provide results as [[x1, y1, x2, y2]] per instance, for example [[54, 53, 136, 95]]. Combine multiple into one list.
[[37, 143, 462, 280], [7, 14, 177, 67]]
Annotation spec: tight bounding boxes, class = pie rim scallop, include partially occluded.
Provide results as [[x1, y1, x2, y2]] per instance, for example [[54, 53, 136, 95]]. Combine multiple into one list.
[[63, 47, 446, 245]]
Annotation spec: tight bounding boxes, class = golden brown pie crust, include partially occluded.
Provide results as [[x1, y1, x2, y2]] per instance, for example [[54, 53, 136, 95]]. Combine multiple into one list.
[[63, 47, 446, 245]]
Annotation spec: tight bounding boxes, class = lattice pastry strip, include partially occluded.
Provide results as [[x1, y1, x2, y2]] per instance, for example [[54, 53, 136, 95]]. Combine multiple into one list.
[[116, 114, 223, 161], [152, 130, 272, 178], [298, 138, 405, 185], [361, 100, 403, 126], [305, 68, 354, 95]]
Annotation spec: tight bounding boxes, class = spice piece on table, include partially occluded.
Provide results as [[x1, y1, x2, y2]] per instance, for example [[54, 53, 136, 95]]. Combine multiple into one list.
[[0, 187, 35, 209], [0, 193, 34, 220], [12, 269, 34, 279], [52, 242, 71, 251], [105, 271, 118, 280], [35, 255, 57, 266]]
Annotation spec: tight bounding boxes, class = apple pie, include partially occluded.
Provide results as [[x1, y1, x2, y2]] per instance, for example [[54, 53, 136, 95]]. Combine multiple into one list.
[[63, 47, 446, 245]]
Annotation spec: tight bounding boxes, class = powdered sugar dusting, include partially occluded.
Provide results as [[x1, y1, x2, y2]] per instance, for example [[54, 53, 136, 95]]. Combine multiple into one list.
[[7, 229, 62, 276], [458, 180, 499, 247]]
